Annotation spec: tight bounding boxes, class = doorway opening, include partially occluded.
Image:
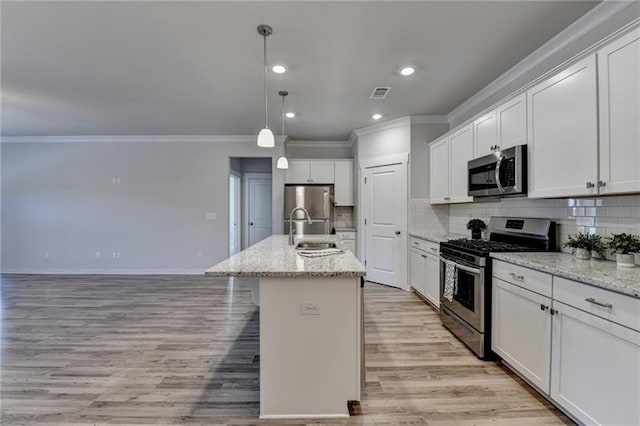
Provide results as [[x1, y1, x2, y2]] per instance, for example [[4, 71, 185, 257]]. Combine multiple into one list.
[[229, 157, 273, 255]]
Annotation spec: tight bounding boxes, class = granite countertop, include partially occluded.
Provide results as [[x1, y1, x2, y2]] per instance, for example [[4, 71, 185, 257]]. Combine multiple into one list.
[[409, 231, 466, 244], [491, 252, 640, 299], [335, 227, 357, 232], [205, 235, 366, 278]]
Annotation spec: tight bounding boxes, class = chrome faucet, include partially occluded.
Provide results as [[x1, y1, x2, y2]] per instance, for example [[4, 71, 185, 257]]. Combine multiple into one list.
[[288, 207, 313, 245]]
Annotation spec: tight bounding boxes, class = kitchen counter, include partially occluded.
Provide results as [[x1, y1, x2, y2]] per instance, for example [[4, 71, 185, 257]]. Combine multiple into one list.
[[204, 233, 364, 419], [335, 227, 356, 232], [491, 252, 640, 299], [409, 230, 465, 244], [205, 234, 365, 278]]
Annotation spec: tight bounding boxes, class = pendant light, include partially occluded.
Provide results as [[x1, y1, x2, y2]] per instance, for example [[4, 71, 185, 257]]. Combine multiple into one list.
[[256, 25, 275, 148], [276, 90, 289, 169]]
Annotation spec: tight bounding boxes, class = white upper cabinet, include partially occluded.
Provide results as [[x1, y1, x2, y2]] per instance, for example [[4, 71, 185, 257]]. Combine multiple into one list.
[[334, 160, 354, 206], [473, 111, 497, 157], [527, 55, 599, 198], [496, 92, 527, 150], [285, 161, 311, 184], [449, 124, 474, 203], [285, 160, 335, 184], [597, 28, 640, 195], [429, 137, 450, 204]]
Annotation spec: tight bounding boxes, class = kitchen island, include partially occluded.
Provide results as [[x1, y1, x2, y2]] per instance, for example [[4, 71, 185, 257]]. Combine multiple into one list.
[[205, 234, 366, 419]]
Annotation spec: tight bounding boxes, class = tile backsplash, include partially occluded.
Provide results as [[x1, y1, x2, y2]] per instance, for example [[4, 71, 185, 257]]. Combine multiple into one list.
[[410, 199, 449, 236], [448, 195, 640, 262], [334, 206, 355, 229]]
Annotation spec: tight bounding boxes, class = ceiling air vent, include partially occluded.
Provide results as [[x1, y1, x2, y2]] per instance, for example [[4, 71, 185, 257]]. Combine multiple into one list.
[[370, 87, 391, 100]]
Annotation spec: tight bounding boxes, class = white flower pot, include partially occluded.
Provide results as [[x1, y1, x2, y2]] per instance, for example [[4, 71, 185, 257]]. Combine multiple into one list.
[[616, 253, 636, 268], [574, 248, 591, 260]]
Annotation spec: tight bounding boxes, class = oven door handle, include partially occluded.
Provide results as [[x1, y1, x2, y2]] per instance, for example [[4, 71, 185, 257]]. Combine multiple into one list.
[[440, 257, 481, 275], [495, 154, 505, 193]]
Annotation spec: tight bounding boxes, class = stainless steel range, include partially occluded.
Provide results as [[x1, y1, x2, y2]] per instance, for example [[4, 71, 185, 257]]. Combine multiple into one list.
[[439, 217, 556, 359]]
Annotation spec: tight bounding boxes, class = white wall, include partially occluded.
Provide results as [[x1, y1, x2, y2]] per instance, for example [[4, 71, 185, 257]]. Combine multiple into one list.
[[354, 118, 410, 161], [1, 137, 285, 273], [409, 120, 448, 199]]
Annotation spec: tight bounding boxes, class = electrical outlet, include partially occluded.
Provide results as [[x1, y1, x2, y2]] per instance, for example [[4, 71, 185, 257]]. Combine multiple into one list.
[[44, 251, 50, 259], [112, 252, 117, 259], [111, 177, 122, 185], [116, 252, 122, 260], [95, 251, 101, 260], [206, 212, 216, 220], [299, 302, 320, 316]]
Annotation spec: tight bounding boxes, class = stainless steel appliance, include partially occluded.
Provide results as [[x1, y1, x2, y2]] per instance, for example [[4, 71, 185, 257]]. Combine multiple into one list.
[[468, 145, 527, 198], [284, 185, 333, 236], [439, 217, 555, 359]]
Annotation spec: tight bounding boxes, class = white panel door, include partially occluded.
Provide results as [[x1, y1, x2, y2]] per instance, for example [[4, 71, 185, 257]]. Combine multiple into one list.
[[429, 138, 449, 204], [334, 160, 354, 206], [497, 92, 527, 150], [285, 161, 310, 184], [598, 28, 640, 195], [309, 161, 335, 184], [551, 302, 640, 425], [229, 174, 241, 255], [449, 124, 474, 203], [492, 278, 552, 394], [473, 111, 497, 157], [364, 163, 406, 288], [425, 253, 440, 309], [527, 55, 598, 198], [410, 248, 427, 297], [248, 177, 272, 246]]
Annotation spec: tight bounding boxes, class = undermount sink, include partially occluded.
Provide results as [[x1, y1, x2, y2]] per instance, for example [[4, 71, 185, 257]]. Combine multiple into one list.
[[296, 242, 338, 250]]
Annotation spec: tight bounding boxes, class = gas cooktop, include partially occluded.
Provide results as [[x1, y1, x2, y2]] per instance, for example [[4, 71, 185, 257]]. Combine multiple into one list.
[[442, 238, 539, 256]]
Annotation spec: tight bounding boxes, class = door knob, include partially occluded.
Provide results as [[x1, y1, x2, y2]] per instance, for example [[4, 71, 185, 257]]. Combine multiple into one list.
[[250, 222, 254, 226], [395, 231, 401, 235]]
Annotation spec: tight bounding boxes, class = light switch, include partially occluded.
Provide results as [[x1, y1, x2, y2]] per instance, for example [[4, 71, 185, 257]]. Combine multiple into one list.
[[300, 302, 320, 316], [206, 212, 217, 220]]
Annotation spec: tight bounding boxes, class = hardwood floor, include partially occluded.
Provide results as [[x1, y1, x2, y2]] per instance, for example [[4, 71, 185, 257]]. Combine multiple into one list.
[[1, 275, 572, 425]]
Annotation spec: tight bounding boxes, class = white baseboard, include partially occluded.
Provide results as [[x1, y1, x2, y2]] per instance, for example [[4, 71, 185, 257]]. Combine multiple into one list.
[[0, 268, 206, 275]]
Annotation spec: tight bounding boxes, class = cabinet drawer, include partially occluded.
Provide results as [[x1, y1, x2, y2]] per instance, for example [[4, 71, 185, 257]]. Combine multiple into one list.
[[337, 231, 356, 241], [492, 260, 552, 298], [410, 238, 439, 255], [553, 276, 640, 332]]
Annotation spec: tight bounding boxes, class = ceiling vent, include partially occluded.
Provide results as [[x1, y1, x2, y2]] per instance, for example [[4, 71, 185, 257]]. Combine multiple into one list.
[[370, 87, 391, 100]]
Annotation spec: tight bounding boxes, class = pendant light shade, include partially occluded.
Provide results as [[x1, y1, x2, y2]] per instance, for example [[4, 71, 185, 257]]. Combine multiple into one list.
[[257, 127, 275, 148], [257, 25, 275, 148], [276, 156, 289, 169], [276, 90, 289, 169]]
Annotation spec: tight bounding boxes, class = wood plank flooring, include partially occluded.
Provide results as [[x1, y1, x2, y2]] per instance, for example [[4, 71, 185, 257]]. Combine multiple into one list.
[[0, 274, 572, 425]]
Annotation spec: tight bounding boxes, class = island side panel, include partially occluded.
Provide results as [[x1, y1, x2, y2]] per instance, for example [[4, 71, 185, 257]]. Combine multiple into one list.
[[259, 276, 361, 419]]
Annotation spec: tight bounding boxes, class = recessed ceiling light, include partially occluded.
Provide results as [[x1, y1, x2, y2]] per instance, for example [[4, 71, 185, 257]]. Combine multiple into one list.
[[372, 114, 382, 120], [272, 65, 287, 74], [285, 112, 296, 118], [400, 66, 415, 76]]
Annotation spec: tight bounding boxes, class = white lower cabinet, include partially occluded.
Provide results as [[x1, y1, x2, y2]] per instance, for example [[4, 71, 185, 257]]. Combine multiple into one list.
[[425, 253, 440, 309], [409, 238, 440, 308], [492, 278, 552, 394], [410, 247, 427, 297], [550, 302, 640, 426], [492, 260, 640, 424]]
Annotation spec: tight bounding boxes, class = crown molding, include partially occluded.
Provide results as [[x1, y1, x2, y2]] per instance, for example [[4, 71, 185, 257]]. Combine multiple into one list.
[[447, 0, 638, 125], [287, 139, 352, 148], [353, 116, 411, 138], [0, 135, 287, 144], [410, 115, 449, 125]]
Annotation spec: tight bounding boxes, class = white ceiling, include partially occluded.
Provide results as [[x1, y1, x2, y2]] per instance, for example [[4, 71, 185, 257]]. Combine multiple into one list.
[[1, 1, 599, 140]]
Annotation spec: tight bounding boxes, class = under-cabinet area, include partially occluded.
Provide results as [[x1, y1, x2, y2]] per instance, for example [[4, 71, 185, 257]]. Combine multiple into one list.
[[491, 256, 640, 425]]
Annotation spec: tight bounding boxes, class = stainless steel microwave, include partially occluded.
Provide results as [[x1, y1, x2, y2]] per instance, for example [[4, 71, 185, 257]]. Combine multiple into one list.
[[467, 145, 527, 198]]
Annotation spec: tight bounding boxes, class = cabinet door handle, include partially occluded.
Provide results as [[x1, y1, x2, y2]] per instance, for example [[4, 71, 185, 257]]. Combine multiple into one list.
[[395, 231, 401, 235], [444, 197, 451, 201], [421, 254, 427, 259], [550, 308, 558, 316], [540, 304, 549, 311], [508, 272, 524, 280], [597, 180, 606, 188], [585, 297, 612, 308], [430, 248, 438, 252], [586, 181, 595, 189]]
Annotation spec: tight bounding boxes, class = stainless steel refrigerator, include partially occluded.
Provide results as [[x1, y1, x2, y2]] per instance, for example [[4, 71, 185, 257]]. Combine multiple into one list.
[[284, 185, 333, 236]]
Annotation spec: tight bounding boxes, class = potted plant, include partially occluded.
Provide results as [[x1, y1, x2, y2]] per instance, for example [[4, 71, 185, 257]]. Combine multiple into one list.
[[563, 232, 606, 260], [606, 233, 640, 268], [467, 219, 487, 240]]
